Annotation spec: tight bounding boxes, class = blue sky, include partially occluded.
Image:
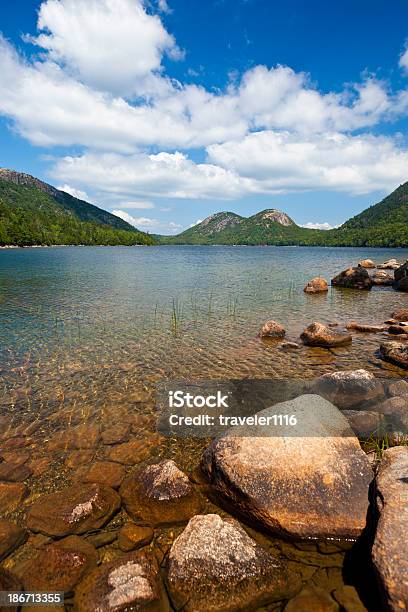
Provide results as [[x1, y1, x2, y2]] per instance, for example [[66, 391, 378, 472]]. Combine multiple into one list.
[[1, 0, 408, 233]]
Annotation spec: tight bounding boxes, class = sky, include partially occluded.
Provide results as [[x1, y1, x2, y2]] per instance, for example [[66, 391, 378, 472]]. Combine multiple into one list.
[[1, 0, 408, 234]]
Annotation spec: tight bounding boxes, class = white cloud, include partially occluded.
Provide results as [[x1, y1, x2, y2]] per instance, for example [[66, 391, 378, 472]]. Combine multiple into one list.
[[28, 0, 182, 96], [117, 200, 155, 209], [301, 222, 337, 230], [399, 45, 408, 72], [112, 210, 158, 228], [190, 219, 203, 227], [207, 130, 408, 195], [57, 183, 93, 201], [52, 151, 254, 199]]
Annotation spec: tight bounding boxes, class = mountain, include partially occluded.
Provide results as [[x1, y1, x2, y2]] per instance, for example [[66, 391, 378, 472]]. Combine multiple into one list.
[[0, 169, 155, 246], [159, 185, 408, 247]]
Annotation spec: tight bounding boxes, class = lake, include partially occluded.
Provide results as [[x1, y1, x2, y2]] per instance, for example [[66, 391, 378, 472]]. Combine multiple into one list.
[[0, 245, 407, 609]]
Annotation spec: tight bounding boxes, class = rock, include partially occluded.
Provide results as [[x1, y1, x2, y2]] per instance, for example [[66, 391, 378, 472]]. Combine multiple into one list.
[[102, 424, 130, 445], [388, 324, 408, 335], [0, 520, 27, 561], [377, 259, 400, 270], [332, 585, 367, 611], [303, 277, 328, 294], [201, 395, 373, 539], [74, 550, 167, 612], [387, 379, 408, 397], [27, 457, 50, 477], [0, 483, 29, 513], [65, 450, 95, 468], [392, 308, 408, 321], [380, 342, 408, 369], [167, 514, 299, 612], [279, 341, 301, 350], [300, 322, 352, 348], [0, 568, 23, 611], [47, 425, 100, 451], [311, 370, 384, 408], [346, 322, 387, 333], [85, 531, 117, 548], [372, 396, 408, 430], [18, 536, 97, 593], [26, 483, 120, 536], [107, 439, 152, 465], [331, 267, 372, 290], [285, 587, 339, 611], [372, 446, 408, 611], [74, 461, 125, 489], [259, 320, 286, 338], [394, 276, 408, 291], [120, 460, 202, 526], [118, 524, 154, 552], [0, 461, 32, 482], [372, 271, 394, 286], [394, 261, 408, 282], [342, 410, 386, 439], [358, 259, 375, 269], [0, 451, 29, 465]]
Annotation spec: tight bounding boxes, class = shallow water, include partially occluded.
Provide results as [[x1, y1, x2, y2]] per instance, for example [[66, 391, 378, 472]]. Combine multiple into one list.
[[0, 245, 407, 610]]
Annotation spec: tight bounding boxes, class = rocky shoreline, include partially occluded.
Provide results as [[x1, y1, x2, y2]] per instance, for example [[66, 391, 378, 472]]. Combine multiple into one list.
[[0, 257, 407, 611]]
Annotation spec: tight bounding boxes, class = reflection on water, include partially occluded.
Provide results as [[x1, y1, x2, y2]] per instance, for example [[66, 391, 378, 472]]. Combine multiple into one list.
[[0, 245, 407, 436]]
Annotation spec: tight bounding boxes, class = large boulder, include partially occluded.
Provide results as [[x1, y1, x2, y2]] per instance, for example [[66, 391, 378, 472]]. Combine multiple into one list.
[[120, 460, 202, 526], [342, 410, 386, 439], [300, 322, 352, 348], [394, 277, 408, 292], [201, 395, 373, 539], [372, 396, 408, 431], [166, 514, 299, 612], [303, 277, 328, 294], [75, 550, 168, 612], [331, 267, 372, 290], [358, 259, 375, 268], [311, 370, 384, 409], [0, 520, 27, 561], [259, 320, 286, 338], [26, 483, 120, 536], [372, 447, 408, 611], [379, 342, 408, 370]]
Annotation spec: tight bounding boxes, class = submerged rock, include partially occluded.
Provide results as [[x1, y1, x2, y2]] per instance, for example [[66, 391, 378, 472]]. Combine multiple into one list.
[[0, 461, 32, 482], [379, 342, 408, 369], [392, 308, 408, 321], [75, 550, 167, 612], [18, 535, 97, 593], [331, 267, 372, 290], [0, 482, 29, 513], [285, 586, 339, 611], [342, 410, 386, 439], [167, 513, 300, 612], [107, 438, 153, 465], [0, 520, 27, 561], [26, 483, 120, 536], [47, 424, 100, 451], [300, 322, 352, 347], [394, 277, 408, 291], [388, 324, 408, 335], [74, 461, 125, 489], [259, 320, 286, 338], [358, 259, 375, 269], [346, 322, 387, 333], [387, 379, 408, 397], [120, 460, 202, 526], [332, 585, 367, 612], [372, 396, 408, 430], [303, 277, 328, 294], [0, 568, 22, 611], [311, 369, 384, 408], [201, 395, 373, 539], [372, 446, 408, 611], [118, 524, 154, 552]]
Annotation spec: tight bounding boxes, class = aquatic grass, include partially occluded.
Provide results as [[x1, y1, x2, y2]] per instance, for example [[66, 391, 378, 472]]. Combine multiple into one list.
[[171, 297, 183, 334], [364, 433, 408, 461], [227, 293, 238, 319]]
